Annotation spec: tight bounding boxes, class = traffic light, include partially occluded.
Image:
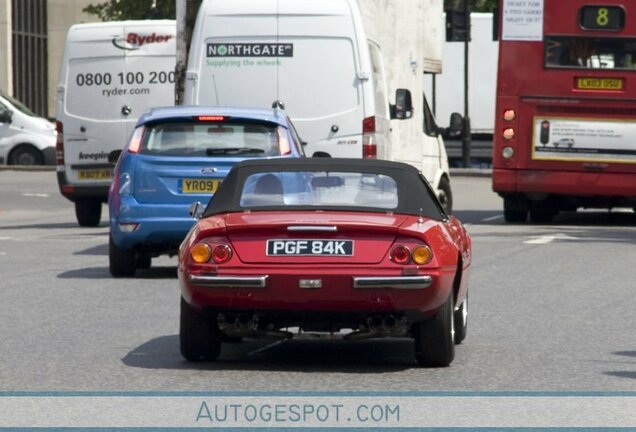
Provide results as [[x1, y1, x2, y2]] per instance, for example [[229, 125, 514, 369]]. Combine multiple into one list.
[[446, 9, 471, 42]]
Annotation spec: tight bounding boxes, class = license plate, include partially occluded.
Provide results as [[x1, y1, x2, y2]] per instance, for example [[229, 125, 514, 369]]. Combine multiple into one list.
[[267, 239, 354, 256], [180, 178, 221, 194], [77, 169, 112, 180], [576, 77, 623, 90]]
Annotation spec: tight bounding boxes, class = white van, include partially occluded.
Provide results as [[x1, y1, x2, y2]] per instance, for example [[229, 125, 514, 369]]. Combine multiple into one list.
[[0, 91, 56, 165], [184, 0, 457, 211], [56, 20, 176, 226]]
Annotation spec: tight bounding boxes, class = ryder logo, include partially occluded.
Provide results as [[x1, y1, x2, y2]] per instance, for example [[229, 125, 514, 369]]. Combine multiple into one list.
[[112, 32, 173, 51]]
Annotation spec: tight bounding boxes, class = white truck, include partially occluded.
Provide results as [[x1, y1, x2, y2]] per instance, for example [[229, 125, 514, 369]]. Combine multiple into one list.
[[184, 0, 458, 211], [424, 12, 498, 164], [56, 20, 176, 226]]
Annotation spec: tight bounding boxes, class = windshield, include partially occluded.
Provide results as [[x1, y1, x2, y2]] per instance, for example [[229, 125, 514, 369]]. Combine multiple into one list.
[[239, 171, 399, 210], [545, 36, 636, 70], [0, 91, 37, 117], [140, 121, 285, 157]]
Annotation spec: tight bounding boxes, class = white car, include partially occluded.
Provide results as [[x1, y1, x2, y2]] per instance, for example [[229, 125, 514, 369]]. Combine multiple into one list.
[[0, 91, 56, 165]]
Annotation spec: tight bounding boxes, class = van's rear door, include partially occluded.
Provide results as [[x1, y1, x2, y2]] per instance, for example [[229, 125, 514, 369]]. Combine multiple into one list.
[[192, 0, 365, 158], [122, 21, 176, 142], [60, 21, 175, 186]]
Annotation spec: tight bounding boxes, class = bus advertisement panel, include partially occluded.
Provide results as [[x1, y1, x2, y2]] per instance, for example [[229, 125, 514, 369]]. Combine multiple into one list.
[[492, 0, 636, 223]]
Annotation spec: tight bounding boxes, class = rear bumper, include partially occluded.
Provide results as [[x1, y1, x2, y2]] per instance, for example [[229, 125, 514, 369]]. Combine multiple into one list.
[[180, 267, 453, 320], [57, 171, 110, 202], [110, 196, 196, 251], [493, 168, 636, 198]]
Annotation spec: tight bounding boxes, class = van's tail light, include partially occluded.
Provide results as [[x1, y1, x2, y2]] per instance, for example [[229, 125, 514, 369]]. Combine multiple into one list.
[[55, 121, 64, 166], [127, 127, 145, 154], [362, 116, 377, 158]]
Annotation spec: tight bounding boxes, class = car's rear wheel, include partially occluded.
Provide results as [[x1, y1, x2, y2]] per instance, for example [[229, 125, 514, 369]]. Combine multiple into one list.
[[109, 234, 136, 277], [9, 145, 43, 166], [414, 291, 455, 367], [75, 198, 102, 227], [180, 297, 222, 361], [453, 294, 468, 345]]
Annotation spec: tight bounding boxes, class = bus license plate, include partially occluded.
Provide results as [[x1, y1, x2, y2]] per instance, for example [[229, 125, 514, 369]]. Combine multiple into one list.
[[267, 240, 354, 256], [77, 169, 112, 180], [180, 178, 221, 194], [576, 77, 623, 90]]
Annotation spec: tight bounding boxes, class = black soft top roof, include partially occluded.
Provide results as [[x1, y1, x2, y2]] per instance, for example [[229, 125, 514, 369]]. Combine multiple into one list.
[[202, 158, 447, 220]]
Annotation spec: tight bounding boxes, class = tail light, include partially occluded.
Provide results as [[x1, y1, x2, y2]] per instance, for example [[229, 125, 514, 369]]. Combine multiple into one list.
[[190, 242, 233, 264], [55, 121, 64, 166], [391, 244, 434, 265], [503, 109, 516, 122], [191, 243, 212, 264], [502, 128, 515, 140], [390, 245, 411, 264], [212, 244, 233, 264], [362, 116, 377, 159], [411, 245, 433, 265], [127, 127, 144, 154], [277, 127, 291, 156]]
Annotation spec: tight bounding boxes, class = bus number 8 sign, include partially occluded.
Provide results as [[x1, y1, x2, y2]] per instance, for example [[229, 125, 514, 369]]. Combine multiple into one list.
[[580, 6, 624, 31]]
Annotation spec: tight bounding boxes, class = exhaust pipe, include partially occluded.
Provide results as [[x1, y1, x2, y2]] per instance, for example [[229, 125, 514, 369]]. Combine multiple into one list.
[[344, 315, 408, 340], [217, 313, 292, 339]]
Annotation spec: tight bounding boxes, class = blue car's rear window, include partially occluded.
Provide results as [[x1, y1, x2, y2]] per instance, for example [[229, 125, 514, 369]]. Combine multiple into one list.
[[140, 121, 282, 157]]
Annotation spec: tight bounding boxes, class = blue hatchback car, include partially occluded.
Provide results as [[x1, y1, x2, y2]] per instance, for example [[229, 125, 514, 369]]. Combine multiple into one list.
[[108, 105, 305, 277]]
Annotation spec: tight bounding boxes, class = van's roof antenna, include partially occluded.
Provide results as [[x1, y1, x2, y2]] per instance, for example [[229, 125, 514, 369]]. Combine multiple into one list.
[[272, 100, 285, 110]]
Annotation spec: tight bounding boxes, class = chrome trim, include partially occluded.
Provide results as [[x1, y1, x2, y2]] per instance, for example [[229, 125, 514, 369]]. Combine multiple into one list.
[[353, 276, 432, 289], [287, 225, 338, 232], [188, 275, 268, 288]]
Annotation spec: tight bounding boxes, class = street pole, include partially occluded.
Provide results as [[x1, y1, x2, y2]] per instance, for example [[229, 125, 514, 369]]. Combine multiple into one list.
[[461, 0, 472, 168], [175, 0, 202, 105]]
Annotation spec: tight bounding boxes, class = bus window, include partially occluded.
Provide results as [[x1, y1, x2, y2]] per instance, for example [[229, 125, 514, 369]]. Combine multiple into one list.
[[545, 36, 636, 70]]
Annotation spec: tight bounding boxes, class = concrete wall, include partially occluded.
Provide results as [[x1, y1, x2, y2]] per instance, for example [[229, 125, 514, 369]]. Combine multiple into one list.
[[0, 1, 10, 93], [47, 0, 98, 116]]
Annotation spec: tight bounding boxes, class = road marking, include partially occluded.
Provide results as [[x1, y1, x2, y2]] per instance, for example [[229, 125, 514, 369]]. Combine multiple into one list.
[[0, 252, 6, 256], [0, 237, 12, 241], [524, 233, 581, 244], [22, 193, 50, 198], [482, 215, 503, 222]]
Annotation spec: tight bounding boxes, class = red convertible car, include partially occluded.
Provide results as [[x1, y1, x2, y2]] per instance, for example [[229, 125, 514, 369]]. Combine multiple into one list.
[[178, 158, 471, 366]]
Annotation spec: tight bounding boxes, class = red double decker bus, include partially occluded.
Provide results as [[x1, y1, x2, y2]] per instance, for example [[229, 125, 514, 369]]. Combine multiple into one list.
[[493, 0, 636, 222]]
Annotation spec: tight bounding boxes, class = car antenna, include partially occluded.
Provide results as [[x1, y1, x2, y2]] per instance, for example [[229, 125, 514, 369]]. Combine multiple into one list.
[[418, 208, 425, 225]]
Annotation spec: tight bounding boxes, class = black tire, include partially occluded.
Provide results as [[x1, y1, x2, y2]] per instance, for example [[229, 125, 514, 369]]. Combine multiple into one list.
[[9, 145, 43, 166], [529, 209, 555, 223], [75, 198, 102, 227], [136, 254, 152, 270], [529, 201, 556, 223], [109, 234, 136, 278], [180, 297, 222, 362], [503, 197, 527, 223], [414, 291, 455, 367], [453, 294, 468, 344], [437, 176, 453, 214]]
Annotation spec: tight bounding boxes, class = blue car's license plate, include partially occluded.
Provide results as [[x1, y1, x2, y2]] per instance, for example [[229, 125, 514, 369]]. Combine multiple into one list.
[[266, 239, 353, 256]]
